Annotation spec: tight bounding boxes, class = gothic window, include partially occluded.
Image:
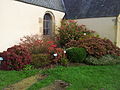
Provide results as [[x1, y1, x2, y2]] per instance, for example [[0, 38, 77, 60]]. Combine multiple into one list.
[[43, 13, 52, 35]]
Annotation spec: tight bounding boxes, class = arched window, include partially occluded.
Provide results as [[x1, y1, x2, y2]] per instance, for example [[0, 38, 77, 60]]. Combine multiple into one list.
[[43, 13, 52, 35]]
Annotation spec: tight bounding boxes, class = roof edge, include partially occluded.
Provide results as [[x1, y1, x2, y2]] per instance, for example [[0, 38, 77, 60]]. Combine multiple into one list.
[[15, 0, 65, 12]]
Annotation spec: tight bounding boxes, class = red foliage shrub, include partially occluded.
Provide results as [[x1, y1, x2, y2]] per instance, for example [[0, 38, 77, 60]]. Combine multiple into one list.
[[20, 34, 57, 54], [48, 47, 66, 63], [66, 37, 120, 58], [20, 34, 66, 64], [0, 45, 32, 70], [55, 20, 96, 47]]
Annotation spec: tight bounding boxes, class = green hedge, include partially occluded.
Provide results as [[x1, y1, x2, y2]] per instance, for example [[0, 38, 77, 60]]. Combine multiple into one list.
[[66, 47, 87, 63]]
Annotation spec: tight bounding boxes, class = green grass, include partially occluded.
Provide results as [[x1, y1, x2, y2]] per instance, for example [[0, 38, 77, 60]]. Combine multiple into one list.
[[0, 69, 39, 90], [28, 65, 120, 90]]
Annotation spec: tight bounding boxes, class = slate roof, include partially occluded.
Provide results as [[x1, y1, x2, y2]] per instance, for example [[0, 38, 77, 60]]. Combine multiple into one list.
[[63, 0, 120, 19], [16, 0, 65, 12]]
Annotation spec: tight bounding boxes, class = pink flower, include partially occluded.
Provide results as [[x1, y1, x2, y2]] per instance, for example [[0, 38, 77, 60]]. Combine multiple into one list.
[[68, 20, 76, 23], [47, 41, 54, 44], [50, 45, 57, 48]]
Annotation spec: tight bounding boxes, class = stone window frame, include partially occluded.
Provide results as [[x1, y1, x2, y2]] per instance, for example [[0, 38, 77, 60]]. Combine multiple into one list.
[[43, 11, 55, 36]]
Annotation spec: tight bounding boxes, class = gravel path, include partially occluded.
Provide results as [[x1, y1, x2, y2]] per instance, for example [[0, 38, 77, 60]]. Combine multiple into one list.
[[3, 74, 47, 90], [3, 74, 69, 90]]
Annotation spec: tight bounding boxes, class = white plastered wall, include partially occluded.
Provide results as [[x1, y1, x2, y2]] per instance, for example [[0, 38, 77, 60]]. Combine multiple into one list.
[[116, 15, 120, 47], [0, 0, 65, 52], [75, 17, 117, 45]]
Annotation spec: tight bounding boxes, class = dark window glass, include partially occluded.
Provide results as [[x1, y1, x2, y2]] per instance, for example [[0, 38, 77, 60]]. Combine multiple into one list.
[[43, 13, 52, 35]]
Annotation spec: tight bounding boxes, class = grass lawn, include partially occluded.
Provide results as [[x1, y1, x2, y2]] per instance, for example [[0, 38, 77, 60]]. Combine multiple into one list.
[[0, 69, 39, 90], [28, 65, 120, 90]]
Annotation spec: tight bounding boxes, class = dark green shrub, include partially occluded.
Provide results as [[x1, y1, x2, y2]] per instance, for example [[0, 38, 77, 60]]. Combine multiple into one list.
[[31, 54, 51, 68], [66, 47, 87, 63], [85, 55, 120, 65]]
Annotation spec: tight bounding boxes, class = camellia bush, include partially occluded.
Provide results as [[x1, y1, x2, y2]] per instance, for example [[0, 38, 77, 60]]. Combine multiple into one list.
[[0, 45, 32, 70], [55, 20, 96, 47], [66, 37, 120, 58]]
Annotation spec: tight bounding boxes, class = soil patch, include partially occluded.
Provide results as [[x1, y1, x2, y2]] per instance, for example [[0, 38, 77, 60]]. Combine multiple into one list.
[[40, 80, 70, 90]]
